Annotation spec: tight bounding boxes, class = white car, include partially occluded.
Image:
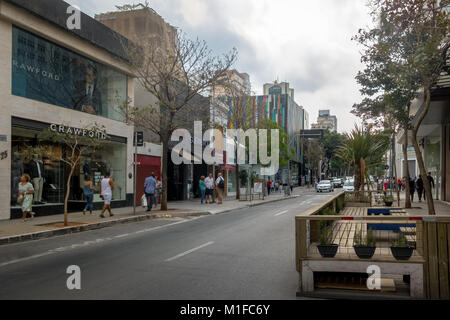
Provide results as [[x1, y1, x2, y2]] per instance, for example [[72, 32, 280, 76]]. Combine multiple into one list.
[[343, 181, 354, 192], [317, 180, 334, 193]]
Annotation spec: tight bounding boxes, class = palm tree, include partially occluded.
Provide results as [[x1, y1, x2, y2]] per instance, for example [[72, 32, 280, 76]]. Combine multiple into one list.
[[337, 125, 390, 193]]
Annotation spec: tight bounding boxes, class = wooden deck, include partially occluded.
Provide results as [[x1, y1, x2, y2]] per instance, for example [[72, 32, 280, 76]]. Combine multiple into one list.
[[307, 207, 423, 262]]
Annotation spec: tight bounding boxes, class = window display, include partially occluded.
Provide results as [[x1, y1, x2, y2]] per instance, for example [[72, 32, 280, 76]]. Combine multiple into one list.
[[11, 125, 127, 209], [11, 26, 128, 122], [11, 127, 65, 207]]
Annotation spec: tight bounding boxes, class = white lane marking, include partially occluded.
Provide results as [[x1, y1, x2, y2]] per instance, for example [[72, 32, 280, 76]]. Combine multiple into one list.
[[165, 241, 214, 262], [274, 210, 289, 217], [0, 218, 199, 269], [0, 252, 55, 268]]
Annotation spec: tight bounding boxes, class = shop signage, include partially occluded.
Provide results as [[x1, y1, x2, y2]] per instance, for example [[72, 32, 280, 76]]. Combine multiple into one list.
[[50, 124, 107, 140]]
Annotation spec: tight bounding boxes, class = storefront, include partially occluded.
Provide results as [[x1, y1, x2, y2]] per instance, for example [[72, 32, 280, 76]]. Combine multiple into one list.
[[10, 117, 129, 219], [0, 2, 136, 220]]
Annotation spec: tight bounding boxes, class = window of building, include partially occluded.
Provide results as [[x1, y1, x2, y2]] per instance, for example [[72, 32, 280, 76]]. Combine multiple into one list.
[[11, 26, 128, 122], [11, 123, 127, 210]]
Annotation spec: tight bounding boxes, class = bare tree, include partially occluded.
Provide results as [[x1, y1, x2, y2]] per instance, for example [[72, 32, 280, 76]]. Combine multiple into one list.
[[121, 29, 237, 210], [42, 124, 106, 226], [215, 74, 254, 200]]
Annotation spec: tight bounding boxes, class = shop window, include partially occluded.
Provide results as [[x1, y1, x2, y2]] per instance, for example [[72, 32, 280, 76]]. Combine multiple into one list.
[[11, 126, 127, 209], [11, 26, 127, 122]]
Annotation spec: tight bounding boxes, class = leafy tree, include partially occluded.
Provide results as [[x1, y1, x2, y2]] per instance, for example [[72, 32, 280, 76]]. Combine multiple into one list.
[[321, 131, 348, 177], [352, 0, 449, 213], [337, 125, 390, 192], [304, 139, 325, 180], [257, 119, 294, 195]]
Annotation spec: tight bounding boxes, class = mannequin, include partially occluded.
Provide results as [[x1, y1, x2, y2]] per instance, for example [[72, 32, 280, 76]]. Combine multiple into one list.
[[83, 160, 91, 175], [30, 154, 44, 203], [11, 152, 24, 204]]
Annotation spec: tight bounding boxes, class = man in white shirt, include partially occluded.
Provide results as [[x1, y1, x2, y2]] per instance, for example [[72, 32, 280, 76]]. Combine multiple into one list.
[[204, 173, 214, 204], [215, 172, 225, 205]]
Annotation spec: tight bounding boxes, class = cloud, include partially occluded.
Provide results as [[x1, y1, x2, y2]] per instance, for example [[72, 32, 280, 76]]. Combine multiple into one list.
[[69, 0, 370, 132]]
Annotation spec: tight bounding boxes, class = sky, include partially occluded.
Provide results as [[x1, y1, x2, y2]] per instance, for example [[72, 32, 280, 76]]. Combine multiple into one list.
[[68, 0, 373, 133]]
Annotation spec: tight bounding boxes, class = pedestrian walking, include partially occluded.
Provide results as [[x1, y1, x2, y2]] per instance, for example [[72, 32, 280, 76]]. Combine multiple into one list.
[[290, 180, 294, 193], [18, 173, 35, 222], [199, 176, 206, 204], [425, 172, 435, 200], [398, 178, 402, 192], [144, 172, 157, 212], [100, 172, 114, 218], [215, 172, 225, 205], [205, 173, 214, 204], [416, 175, 424, 202], [267, 179, 272, 196], [383, 178, 388, 191], [82, 175, 96, 215], [279, 180, 283, 193], [409, 178, 416, 203]]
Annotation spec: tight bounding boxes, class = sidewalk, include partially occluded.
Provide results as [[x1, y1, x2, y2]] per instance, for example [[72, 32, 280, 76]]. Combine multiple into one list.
[[381, 190, 450, 216], [0, 186, 312, 245]]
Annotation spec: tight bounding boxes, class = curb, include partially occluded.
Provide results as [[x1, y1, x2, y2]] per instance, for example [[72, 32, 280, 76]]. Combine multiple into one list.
[[0, 194, 300, 245], [207, 195, 300, 215], [0, 210, 209, 246]]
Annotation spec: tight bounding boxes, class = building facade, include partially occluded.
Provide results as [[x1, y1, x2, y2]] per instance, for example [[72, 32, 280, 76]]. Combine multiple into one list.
[[0, 0, 136, 220], [311, 109, 338, 132], [224, 92, 308, 185]]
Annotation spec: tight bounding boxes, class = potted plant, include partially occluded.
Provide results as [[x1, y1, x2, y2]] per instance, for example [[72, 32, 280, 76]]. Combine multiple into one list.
[[391, 234, 414, 260], [353, 228, 376, 259], [383, 194, 394, 207], [317, 225, 339, 258]]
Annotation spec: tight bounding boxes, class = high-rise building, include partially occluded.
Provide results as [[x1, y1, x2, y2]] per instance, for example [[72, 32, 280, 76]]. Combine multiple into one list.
[[263, 80, 295, 101], [311, 109, 337, 132]]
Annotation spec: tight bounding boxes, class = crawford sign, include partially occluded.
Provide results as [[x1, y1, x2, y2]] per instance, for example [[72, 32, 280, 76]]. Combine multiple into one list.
[[50, 124, 107, 140]]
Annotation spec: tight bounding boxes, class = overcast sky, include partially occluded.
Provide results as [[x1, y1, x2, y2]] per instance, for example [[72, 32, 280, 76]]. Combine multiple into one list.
[[68, 0, 373, 133]]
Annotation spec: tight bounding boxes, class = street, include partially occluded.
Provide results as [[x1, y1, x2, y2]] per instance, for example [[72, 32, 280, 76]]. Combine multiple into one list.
[[0, 191, 335, 300]]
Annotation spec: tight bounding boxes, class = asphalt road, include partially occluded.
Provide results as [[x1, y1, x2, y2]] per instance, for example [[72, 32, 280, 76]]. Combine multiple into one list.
[[0, 190, 337, 300]]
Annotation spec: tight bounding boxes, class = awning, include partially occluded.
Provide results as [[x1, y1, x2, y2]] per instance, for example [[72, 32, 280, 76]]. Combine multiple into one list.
[[220, 164, 236, 171]]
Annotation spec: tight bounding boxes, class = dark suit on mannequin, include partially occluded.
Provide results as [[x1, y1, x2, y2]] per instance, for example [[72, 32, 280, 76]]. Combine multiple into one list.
[[30, 155, 44, 203]]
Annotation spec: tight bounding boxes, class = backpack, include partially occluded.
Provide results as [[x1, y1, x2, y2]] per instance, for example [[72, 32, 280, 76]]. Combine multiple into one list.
[[218, 177, 225, 189]]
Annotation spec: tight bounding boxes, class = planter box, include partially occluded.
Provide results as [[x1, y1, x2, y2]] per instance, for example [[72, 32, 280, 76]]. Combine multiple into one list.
[[353, 246, 376, 259], [391, 246, 414, 260], [317, 244, 339, 258]]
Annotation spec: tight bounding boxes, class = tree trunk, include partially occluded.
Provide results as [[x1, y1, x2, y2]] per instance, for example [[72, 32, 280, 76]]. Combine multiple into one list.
[[402, 122, 412, 209], [392, 134, 400, 207], [160, 134, 169, 211], [354, 163, 361, 192], [411, 87, 435, 215], [64, 167, 74, 226], [360, 158, 365, 192], [235, 163, 240, 200]]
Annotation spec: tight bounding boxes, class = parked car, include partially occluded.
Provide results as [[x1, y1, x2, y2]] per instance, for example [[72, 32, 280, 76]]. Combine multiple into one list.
[[343, 181, 355, 192], [317, 180, 334, 193], [332, 178, 343, 188]]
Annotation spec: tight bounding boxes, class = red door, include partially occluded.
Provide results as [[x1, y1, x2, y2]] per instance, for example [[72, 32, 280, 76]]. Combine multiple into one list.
[[136, 155, 161, 205]]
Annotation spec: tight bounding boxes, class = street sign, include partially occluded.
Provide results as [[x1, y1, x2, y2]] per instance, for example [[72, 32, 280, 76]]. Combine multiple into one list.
[[134, 131, 144, 147], [300, 129, 324, 139]]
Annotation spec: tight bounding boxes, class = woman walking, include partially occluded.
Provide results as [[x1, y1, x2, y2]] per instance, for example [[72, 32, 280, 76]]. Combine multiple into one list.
[[82, 175, 96, 215], [199, 176, 206, 204], [18, 174, 35, 222], [100, 172, 114, 218]]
